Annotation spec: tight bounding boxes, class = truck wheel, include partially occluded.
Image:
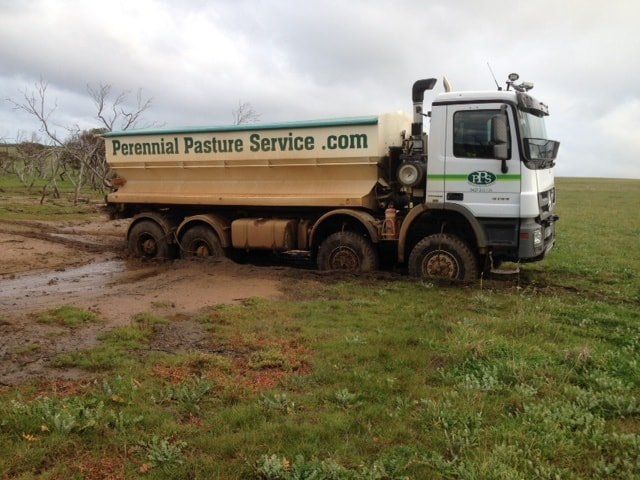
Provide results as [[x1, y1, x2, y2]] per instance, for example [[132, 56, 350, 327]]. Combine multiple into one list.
[[317, 231, 378, 272], [128, 220, 172, 259], [180, 225, 224, 258], [408, 233, 478, 281]]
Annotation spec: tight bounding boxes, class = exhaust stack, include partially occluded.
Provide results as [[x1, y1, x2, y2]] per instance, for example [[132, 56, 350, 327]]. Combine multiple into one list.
[[411, 78, 437, 136]]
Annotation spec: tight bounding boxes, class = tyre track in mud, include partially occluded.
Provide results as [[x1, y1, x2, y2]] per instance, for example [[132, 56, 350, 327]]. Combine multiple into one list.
[[0, 227, 116, 254], [0, 219, 123, 254]]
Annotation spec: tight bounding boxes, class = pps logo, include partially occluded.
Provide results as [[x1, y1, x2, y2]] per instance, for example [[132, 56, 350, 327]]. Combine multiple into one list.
[[467, 171, 496, 186]]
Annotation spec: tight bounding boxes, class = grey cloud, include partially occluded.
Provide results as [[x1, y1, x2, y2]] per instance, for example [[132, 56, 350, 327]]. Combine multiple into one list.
[[1, 0, 639, 177]]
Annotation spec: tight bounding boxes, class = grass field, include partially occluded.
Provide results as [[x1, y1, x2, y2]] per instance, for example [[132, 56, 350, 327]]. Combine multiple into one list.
[[1, 177, 639, 479], [0, 175, 102, 221]]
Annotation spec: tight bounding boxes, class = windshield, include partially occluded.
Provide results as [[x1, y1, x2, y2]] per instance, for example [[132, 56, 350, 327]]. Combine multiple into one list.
[[518, 110, 548, 138]]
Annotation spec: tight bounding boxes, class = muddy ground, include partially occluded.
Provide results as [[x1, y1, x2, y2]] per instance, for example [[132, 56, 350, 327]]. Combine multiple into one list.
[[0, 217, 320, 385]]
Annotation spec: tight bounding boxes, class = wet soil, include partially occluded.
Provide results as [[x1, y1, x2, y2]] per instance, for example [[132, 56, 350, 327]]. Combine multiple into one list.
[[0, 217, 310, 385]]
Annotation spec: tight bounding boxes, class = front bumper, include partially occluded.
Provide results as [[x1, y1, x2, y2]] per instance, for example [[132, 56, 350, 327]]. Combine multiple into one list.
[[518, 214, 558, 262]]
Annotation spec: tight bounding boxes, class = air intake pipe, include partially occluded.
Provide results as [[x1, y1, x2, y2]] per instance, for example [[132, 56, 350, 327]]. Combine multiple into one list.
[[411, 78, 437, 137]]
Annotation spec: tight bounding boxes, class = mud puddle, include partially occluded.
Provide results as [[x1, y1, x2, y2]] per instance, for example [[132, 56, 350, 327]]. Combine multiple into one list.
[[1, 258, 287, 317], [0, 260, 130, 308]]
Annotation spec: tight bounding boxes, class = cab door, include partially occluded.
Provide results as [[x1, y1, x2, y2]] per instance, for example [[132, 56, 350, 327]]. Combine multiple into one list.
[[443, 103, 520, 218]]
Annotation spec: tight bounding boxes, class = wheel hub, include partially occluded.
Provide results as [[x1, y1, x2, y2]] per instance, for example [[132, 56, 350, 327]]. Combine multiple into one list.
[[140, 236, 157, 256], [329, 246, 360, 271], [194, 241, 211, 257], [422, 250, 459, 279]]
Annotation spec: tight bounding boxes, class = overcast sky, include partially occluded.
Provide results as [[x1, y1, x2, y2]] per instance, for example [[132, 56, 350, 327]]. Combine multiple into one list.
[[1, 0, 638, 178]]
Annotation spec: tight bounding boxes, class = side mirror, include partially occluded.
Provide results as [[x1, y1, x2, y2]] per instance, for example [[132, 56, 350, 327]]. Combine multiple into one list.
[[523, 138, 560, 162], [490, 114, 509, 172]]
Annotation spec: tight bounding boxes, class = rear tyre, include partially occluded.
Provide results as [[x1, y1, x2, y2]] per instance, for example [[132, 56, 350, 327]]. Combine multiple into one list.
[[317, 231, 378, 273], [408, 233, 478, 281], [128, 220, 172, 259], [180, 225, 224, 258]]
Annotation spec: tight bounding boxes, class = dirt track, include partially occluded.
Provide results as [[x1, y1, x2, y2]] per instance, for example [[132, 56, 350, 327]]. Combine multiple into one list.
[[0, 217, 303, 385]]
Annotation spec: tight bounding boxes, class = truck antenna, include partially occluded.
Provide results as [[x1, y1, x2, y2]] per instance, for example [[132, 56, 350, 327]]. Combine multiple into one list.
[[487, 62, 502, 91]]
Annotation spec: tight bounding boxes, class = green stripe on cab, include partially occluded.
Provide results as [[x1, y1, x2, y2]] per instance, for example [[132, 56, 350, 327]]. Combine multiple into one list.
[[428, 174, 521, 181]]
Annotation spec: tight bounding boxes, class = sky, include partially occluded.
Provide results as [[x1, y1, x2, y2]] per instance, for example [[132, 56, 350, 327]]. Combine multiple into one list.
[[0, 0, 638, 178]]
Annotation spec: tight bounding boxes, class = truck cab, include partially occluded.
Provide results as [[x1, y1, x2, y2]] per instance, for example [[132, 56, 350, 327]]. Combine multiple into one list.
[[393, 77, 559, 279], [424, 89, 558, 266]]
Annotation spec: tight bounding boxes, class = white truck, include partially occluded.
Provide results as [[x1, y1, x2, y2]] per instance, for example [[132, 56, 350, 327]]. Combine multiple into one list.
[[105, 74, 559, 281]]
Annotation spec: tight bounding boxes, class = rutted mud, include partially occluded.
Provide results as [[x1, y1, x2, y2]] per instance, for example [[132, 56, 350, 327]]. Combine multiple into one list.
[[1, 260, 126, 302], [0, 218, 309, 385], [0, 217, 126, 276], [0, 258, 284, 320]]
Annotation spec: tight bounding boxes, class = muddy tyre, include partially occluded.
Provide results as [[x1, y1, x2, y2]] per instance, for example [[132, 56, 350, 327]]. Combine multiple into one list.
[[180, 225, 224, 258], [128, 220, 172, 259], [408, 233, 478, 281], [317, 231, 378, 272]]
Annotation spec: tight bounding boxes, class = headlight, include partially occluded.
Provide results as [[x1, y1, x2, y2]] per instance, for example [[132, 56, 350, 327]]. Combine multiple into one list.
[[533, 228, 543, 246], [397, 162, 424, 187]]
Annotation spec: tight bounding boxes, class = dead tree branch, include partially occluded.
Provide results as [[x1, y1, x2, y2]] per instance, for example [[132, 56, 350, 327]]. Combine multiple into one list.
[[232, 100, 261, 125], [7, 79, 155, 203]]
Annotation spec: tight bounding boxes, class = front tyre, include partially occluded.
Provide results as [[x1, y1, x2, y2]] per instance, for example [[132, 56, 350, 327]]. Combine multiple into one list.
[[317, 231, 378, 273], [408, 233, 478, 281]]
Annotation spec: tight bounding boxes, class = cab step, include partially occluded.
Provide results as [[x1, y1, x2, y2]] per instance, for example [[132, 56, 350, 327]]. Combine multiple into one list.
[[490, 266, 520, 275]]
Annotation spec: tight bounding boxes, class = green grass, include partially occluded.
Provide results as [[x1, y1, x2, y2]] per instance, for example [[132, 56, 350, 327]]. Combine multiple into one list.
[[133, 312, 170, 326], [0, 177, 639, 478], [52, 325, 151, 371], [0, 173, 103, 221], [528, 177, 640, 302], [34, 305, 100, 328]]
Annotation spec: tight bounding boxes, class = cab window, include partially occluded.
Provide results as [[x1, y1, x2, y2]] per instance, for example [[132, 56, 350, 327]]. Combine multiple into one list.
[[453, 109, 511, 159]]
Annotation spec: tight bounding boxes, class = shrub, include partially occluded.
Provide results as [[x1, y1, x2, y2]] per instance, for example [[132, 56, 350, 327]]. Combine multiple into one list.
[[259, 393, 296, 414], [153, 378, 213, 414], [139, 435, 187, 470]]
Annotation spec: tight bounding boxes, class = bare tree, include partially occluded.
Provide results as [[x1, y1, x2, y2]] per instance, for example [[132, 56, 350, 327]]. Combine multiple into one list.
[[6, 79, 154, 204], [6, 80, 67, 200], [232, 100, 261, 125], [87, 83, 155, 132], [9, 135, 50, 189], [0, 137, 29, 186]]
